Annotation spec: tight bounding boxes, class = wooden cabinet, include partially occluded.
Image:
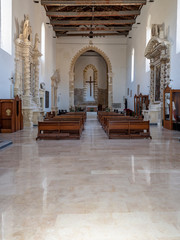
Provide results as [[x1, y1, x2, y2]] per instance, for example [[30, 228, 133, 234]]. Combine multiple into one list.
[[134, 93, 149, 116], [0, 96, 23, 133], [163, 86, 180, 130]]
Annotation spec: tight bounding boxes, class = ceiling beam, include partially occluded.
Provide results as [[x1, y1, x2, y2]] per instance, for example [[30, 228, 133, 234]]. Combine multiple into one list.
[[53, 26, 132, 31], [47, 10, 140, 18], [41, 0, 146, 6], [56, 32, 128, 37], [51, 19, 135, 25]]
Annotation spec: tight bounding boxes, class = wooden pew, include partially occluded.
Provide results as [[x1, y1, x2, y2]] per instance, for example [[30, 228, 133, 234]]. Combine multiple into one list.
[[45, 116, 84, 130], [101, 115, 131, 129], [66, 112, 87, 121], [98, 112, 123, 124], [53, 115, 85, 129], [107, 120, 151, 139], [36, 121, 83, 140], [103, 116, 143, 132]]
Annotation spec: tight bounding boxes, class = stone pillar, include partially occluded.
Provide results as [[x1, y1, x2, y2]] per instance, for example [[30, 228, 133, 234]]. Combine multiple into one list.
[[22, 40, 33, 128], [23, 40, 31, 96], [33, 49, 42, 108], [14, 39, 23, 97]]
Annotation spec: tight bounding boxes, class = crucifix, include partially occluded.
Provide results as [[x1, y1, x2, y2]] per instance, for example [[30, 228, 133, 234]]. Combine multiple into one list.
[[86, 76, 95, 96]]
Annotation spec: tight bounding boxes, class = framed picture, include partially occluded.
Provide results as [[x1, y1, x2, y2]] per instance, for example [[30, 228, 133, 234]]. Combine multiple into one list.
[[45, 91, 49, 108], [137, 84, 140, 95], [154, 64, 161, 102]]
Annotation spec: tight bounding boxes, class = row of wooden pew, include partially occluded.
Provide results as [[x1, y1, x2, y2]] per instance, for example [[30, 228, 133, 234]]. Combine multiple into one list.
[[98, 111, 152, 139], [36, 112, 86, 140]]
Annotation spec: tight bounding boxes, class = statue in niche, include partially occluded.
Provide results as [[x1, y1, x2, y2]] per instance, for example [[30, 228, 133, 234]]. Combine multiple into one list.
[[34, 33, 40, 50]]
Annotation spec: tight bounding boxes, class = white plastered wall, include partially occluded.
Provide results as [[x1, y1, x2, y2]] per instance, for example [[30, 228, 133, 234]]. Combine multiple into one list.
[[126, 0, 180, 110], [0, 0, 56, 112], [56, 37, 127, 110]]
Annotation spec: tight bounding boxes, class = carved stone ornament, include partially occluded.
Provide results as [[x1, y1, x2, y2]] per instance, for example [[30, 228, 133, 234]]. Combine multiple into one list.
[[145, 23, 170, 104], [144, 23, 170, 125], [14, 15, 43, 127]]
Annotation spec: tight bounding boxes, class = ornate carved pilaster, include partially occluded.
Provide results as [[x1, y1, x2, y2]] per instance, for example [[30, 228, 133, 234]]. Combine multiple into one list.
[[23, 40, 31, 97], [14, 16, 42, 128], [33, 49, 42, 108], [144, 23, 170, 125]]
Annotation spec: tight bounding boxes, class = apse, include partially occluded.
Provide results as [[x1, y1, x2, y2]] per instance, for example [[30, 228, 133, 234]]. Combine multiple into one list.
[[74, 50, 108, 110]]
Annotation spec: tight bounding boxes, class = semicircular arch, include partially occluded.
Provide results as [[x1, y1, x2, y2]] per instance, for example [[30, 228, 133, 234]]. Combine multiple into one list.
[[69, 45, 113, 108]]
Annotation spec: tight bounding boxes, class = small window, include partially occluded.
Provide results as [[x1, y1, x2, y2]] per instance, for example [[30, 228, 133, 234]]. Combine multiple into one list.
[[131, 48, 135, 82], [41, 23, 46, 76], [0, 0, 12, 55]]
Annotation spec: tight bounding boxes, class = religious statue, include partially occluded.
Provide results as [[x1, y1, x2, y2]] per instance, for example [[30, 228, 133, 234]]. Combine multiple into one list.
[[34, 33, 40, 50], [23, 15, 30, 40]]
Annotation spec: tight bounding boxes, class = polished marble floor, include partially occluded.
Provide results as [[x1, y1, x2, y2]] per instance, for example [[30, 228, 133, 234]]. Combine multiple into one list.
[[0, 114, 180, 240]]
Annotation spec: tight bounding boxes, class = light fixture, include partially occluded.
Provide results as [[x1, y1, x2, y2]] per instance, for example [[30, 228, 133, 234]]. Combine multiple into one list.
[[89, 31, 93, 39], [33, 0, 39, 3], [89, 6, 94, 39], [149, 0, 154, 2]]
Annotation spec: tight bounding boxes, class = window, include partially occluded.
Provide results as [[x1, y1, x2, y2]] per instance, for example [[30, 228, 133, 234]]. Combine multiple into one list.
[[131, 48, 135, 82], [176, 0, 180, 54], [0, 0, 12, 55], [41, 23, 45, 62], [41, 23, 45, 76]]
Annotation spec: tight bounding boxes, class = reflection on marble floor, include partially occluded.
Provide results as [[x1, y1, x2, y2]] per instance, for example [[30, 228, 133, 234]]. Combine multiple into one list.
[[0, 115, 180, 240]]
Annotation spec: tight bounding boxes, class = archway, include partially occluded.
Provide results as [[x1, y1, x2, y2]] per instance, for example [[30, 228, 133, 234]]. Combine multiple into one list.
[[69, 45, 113, 109]]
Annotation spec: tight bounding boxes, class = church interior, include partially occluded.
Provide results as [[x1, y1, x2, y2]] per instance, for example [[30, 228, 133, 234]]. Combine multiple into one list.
[[0, 0, 180, 239]]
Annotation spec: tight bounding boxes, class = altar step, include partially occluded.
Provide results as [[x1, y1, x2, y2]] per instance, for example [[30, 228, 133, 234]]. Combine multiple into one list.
[[0, 140, 13, 150]]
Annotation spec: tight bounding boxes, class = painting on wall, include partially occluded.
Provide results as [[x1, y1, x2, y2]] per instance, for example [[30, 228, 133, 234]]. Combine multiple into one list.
[[154, 65, 161, 102], [137, 84, 140, 95], [45, 91, 49, 108]]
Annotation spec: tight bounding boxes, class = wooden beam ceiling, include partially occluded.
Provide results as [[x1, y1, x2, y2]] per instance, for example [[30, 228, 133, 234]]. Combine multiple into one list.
[[41, 0, 146, 6], [41, 0, 147, 38], [47, 10, 140, 18]]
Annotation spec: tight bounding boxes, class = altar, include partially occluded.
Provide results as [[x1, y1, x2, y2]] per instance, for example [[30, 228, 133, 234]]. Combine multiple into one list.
[[86, 106, 98, 112]]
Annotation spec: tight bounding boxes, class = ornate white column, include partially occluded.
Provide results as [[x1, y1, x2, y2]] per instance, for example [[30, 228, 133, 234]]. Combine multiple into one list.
[[33, 49, 42, 108], [14, 39, 23, 97], [22, 39, 34, 127]]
